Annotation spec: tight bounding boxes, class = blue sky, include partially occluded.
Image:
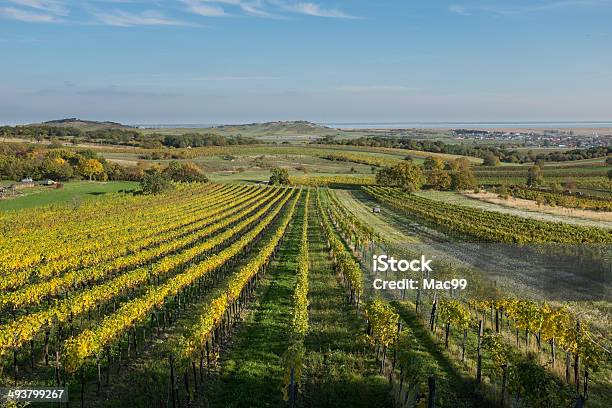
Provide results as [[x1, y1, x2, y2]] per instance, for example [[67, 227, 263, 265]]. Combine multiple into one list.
[[1, 0, 611, 124]]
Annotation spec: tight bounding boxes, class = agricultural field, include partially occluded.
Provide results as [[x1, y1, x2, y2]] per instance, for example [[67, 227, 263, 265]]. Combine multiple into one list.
[[0, 123, 610, 408], [0, 174, 610, 407], [0, 181, 138, 212]]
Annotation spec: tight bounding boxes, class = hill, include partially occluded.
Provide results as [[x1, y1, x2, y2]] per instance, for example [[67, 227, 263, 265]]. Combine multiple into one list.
[[40, 118, 134, 131], [139, 120, 342, 139], [212, 121, 336, 136]]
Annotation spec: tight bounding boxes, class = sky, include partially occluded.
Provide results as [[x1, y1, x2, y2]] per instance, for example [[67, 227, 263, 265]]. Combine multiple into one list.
[[0, 0, 611, 124]]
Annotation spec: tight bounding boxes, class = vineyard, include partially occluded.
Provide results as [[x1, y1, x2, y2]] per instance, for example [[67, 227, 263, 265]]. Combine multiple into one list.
[[0, 180, 610, 408], [506, 186, 612, 211], [363, 186, 612, 244]]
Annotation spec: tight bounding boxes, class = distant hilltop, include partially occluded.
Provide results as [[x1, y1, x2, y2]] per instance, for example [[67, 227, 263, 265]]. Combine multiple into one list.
[[31, 119, 334, 135], [211, 120, 337, 137], [39, 118, 134, 131]]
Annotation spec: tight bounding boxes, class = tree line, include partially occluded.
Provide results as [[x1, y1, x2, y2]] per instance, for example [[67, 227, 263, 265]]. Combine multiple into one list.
[[376, 156, 478, 192], [0, 125, 261, 149], [316, 135, 610, 164], [0, 143, 208, 188]]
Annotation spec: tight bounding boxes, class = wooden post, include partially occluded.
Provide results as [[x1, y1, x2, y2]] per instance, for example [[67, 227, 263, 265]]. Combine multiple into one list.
[[427, 376, 436, 408], [574, 321, 580, 394], [192, 361, 198, 397], [566, 352, 571, 384], [584, 367, 589, 400], [96, 355, 101, 394], [206, 340, 211, 375], [13, 348, 18, 385], [30, 339, 35, 369], [184, 370, 191, 406], [106, 347, 111, 385], [429, 298, 437, 332], [495, 308, 499, 333], [289, 367, 296, 408], [80, 366, 85, 408], [461, 328, 467, 362], [501, 364, 508, 407], [55, 350, 61, 386], [444, 323, 450, 349], [44, 326, 50, 366], [169, 355, 176, 408], [199, 350, 204, 382], [476, 320, 483, 383]]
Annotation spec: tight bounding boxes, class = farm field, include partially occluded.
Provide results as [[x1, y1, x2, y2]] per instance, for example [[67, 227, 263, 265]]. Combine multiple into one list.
[[0, 178, 609, 408], [0, 181, 138, 212], [414, 191, 612, 229], [0, 122, 610, 408]]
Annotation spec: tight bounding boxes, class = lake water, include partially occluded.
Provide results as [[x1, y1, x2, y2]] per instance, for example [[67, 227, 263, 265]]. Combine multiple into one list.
[[323, 121, 612, 129], [132, 121, 612, 130]]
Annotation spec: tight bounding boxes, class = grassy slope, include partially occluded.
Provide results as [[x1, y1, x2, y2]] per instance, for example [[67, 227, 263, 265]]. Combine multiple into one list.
[[332, 189, 419, 244], [0, 181, 138, 212], [301, 196, 392, 408]]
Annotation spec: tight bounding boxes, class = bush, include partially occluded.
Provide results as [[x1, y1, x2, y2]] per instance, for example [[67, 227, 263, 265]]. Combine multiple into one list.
[[482, 152, 500, 166], [269, 167, 290, 185], [376, 162, 425, 192], [427, 169, 451, 190], [164, 161, 208, 183], [140, 169, 173, 195], [450, 168, 476, 191]]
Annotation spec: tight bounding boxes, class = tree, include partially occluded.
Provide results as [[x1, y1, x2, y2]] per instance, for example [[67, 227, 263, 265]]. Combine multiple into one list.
[[482, 152, 500, 166], [446, 157, 471, 171], [140, 169, 173, 195], [427, 169, 451, 190], [526, 165, 544, 187], [269, 167, 290, 185], [40, 157, 73, 181], [423, 156, 445, 170], [450, 167, 476, 191], [164, 161, 208, 182], [77, 158, 105, 181], [376, 162, 425, 192]]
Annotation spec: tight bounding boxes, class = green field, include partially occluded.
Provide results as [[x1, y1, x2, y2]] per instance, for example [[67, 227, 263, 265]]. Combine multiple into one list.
[[0, 181, 138, 212]]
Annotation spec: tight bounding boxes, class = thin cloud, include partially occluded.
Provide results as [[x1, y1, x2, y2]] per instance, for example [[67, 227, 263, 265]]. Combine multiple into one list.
[[6, 0, 67, 15], [183, 0, 281, 18], [337, 85, 419, 93], [94, 9, 187, 26], [183, 1, 228, 17], [282, 2, 360, 19], [481, 0, 604, 15], [0, 6, 58, 22], [240, 2, 277, 18], [149, 74, 278, 81], [448, 4, 469, 16], [191, 75, 277, 80]]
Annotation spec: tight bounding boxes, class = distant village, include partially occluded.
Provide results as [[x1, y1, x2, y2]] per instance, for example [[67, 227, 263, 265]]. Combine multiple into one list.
[[453, 129, 611, 149]]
